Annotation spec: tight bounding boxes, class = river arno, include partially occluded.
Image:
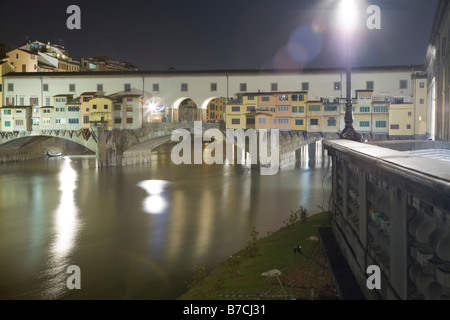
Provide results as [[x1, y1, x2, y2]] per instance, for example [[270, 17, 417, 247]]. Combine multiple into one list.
[[0, 141, 331, 300]]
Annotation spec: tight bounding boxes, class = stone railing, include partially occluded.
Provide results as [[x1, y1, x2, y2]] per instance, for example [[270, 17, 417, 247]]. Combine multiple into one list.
[[323, 139, 450, 300]]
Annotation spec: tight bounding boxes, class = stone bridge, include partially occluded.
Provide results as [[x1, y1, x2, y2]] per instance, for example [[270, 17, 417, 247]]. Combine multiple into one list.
[[0, 122, 338, 167]]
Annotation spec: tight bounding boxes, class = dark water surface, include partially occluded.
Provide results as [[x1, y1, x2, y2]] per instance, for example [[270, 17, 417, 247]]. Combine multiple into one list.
[[0, 141, 331, 299]]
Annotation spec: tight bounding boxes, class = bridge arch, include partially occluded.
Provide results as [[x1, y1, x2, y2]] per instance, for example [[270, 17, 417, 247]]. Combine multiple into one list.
[[171, 97, 199, 122]]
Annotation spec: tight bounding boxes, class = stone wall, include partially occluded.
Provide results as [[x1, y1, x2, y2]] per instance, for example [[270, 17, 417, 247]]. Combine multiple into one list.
[[324, 139, 450, 300]]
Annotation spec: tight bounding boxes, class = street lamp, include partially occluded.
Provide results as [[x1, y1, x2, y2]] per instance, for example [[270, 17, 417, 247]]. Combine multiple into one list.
[[337, 0, 362, 142]]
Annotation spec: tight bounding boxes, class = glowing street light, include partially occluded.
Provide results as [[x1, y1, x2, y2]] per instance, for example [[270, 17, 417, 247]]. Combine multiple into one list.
[[337, 0, 362, 142]]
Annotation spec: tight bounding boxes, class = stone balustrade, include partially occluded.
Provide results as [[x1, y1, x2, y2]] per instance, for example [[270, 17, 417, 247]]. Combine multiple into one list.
[[323, 139, 450, 300]]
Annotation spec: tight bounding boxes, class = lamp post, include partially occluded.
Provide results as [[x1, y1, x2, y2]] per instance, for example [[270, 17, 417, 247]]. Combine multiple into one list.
[[337, 0, 361, 142]]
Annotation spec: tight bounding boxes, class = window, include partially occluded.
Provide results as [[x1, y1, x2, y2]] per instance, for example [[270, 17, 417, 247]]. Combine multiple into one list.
[[97, 84, 103, 92], [231, 118, 240, 124], [420, 99, 424, 104], [291, 95, 298, 101], [93, 104, 97, 110], [390, 124, 399, 129], [308, 105, 320, 112], [3, 109, 11, 115], [30, 98, 38, 106], [114, 118, 122, 124], [7, 83, 13, 92], [258, 118, 267, 124], [366, 95, 371, 99], [375, 121, 386, 128], [19, 97, 24, 105], [324, 105, 337, 112], [271, 83, 278, 91], [279, 95, 288, 101], [247, 95, 255, 100], [153, 83, 159, 92], [83, 116, 89, 124], [278, 118, 289, 124], [374, 105, 388, 113], [295, 119, 303, 125], [299, 94, 305, 101], [231, 106, 240, 112], [181, 83, 188, 92], [310, 119, 319, 125], [292, 106, 298, 113], [408, 111, 412, 116], [114, 105, 121, 111], [46, 98, 50, 106], [246, 118, 255, 125], [15, 110, 22, 113], [0, 84, 2, 92], [43, 84, 49, 91], [55, 119, 65, 124], [327, 118, 336, 126], [124, 83, 131, 92], [400, 80, 408, 89], [301, 82, 309, 91], [43, 109, 51, 114], [69, 84, 76, 92], [5, 121, 11, 127], [360, 121, 370, 127], [298, 106, 304, 113], [261, 97, 270, 101], [240, 83, 247, 92], [360, 106, 370, 113], [334, 82, 341, 90], [278, 106, 289, 112], [407, 124, 411, 129], [104, 104, 109, 110], [210, 83, 217, 91], [366, 81, 374, 90], [69, 118, 79, 124], [420, 82, 425, 88], [359, 94, 365, 99], [126, 106, 133, 112]]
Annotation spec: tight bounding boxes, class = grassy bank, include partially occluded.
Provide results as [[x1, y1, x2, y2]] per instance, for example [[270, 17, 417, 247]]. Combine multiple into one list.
[[178, 211, 339, 300]]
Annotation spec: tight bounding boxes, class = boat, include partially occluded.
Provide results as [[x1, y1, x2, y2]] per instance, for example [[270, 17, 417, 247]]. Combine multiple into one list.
[[46, 151, 62, 158]]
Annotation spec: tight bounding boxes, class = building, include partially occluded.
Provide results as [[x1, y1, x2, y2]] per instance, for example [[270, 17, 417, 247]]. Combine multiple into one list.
[[0, 106, 31, 132], [426, 0, 450, 141], [3, 41, 80, 73], [389, 103, 415, 137], [80, 56, 138, 72], [0, 65, 426, 134], [0, 61, 14, 106], [206, 97, 224, 122]]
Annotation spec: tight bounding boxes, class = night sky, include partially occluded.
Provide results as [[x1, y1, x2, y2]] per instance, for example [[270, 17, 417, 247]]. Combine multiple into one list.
[[0, 0, 440, 71]]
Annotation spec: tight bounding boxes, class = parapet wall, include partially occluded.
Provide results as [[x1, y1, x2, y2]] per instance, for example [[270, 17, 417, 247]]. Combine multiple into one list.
[[323, 139, 450, 300]]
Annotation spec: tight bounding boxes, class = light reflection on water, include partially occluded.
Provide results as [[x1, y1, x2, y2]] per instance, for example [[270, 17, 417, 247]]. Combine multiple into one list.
[[0, 142, 331, 299]]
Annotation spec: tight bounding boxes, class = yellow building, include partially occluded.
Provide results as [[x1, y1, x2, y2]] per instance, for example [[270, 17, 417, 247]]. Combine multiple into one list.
[[353, 90, 373, 133], [389, 103, 415, 136], [5, 48, 39, 72], [89, 97, 113, 130], [291, 92, 307, 131], [412, 74, 428, 138], [1, 106, 31, 131], [225, 94, 256, 130], [371, 101, 389, 135], [306, 100, 323, 132], [206, 97, 225, 123], [322, 101, 340, 133]]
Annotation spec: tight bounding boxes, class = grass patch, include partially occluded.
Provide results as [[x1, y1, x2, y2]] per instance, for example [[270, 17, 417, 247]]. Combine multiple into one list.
[[178, 212, 338, 300]]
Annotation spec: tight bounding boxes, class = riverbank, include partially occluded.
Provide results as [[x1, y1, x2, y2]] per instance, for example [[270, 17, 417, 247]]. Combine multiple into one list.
[[178, 212, 340, 300]]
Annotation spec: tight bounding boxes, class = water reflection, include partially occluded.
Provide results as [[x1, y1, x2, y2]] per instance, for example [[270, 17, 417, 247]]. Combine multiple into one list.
[[41, 157, 81, 299], [138, 180, 170, 215]]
